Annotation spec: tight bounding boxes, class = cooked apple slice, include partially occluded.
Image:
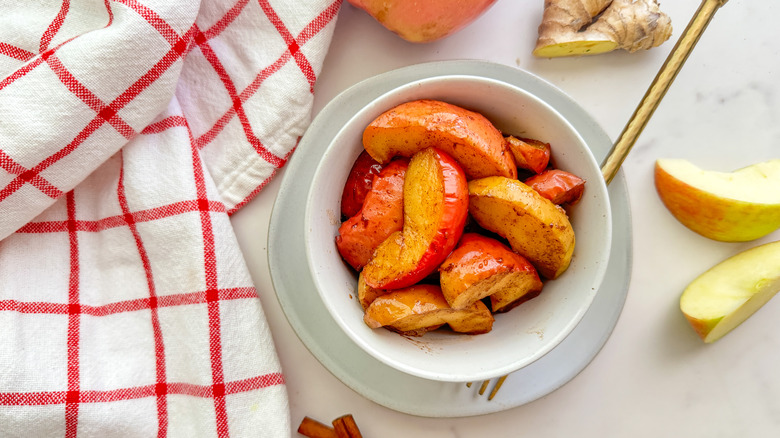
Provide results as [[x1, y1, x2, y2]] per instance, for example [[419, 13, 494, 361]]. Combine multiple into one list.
[[357, 271, 388, 310], [362, 147, 468, 289], [505, 136, 551, 174], [363, 284, 494, 336], [445, 299, 494, 335], [363, 284, 451, 336], [680, 240, 780, 343], [468, 176, 575, 279], [525, 169, 585, 205], [362, 99, 517, 180], [439, 233, 543, 311], [655, 159, 780, 242], [340, 149, 384, 217], [336, 159, 408, 271]]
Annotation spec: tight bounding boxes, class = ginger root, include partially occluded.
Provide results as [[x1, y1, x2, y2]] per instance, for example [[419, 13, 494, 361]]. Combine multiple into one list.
[[533, 0, 673, 57]]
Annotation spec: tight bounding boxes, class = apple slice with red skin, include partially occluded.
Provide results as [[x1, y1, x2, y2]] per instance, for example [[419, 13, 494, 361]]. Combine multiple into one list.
[[505, 136, 551, 175], [439, 233, 543, 311], [525, 169, 585, 205], [655, 158, 780, 242], [362, 147, 469, 290], [335, 159, 407, 271], [362, 99, 517, 180], [340, 150, 384, 218]]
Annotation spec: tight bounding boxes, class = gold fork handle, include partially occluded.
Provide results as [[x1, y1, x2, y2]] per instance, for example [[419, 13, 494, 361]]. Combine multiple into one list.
[[601, 0, 730, 185]]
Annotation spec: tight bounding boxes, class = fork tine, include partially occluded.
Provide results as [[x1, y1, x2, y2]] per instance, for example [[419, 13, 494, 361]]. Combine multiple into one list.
[[466, 375, 508, 400], [487, 375, 507, 401], [478, 380, 490, 395]]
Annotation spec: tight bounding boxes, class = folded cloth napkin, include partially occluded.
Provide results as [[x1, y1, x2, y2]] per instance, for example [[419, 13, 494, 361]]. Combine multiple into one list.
[[0, 0, 341, 436]]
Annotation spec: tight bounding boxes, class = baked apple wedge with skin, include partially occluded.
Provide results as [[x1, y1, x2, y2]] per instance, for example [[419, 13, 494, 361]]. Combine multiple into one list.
[[363, 284, 494, 336], [362, 99, 517, 180], [362, 147, 469, 290], [468, 176, 575, 279], [335, 159, 408, 271], [505, 136, 551, 175], [439, 233, 543, 312], [340, 149, 384, 218], [525, 169, 586, 205]]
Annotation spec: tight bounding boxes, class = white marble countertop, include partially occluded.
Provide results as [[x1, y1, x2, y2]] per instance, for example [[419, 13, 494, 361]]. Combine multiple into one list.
[[231, 0, 780, 436]]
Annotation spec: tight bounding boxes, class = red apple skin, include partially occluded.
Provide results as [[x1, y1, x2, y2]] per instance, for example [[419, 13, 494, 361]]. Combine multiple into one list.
[[336, 159, 408, 271], [439, 233, 541, 309], [347, 0, 498, 43], [505, 136, 551, 175], [340, 150, 384, 218], [525, 169, 586, 205], [363, 147, 469, 290]]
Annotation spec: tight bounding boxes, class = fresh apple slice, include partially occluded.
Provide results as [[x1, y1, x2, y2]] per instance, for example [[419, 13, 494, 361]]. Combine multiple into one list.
[[335, 159, 407, 271], [362, 99, 517, 180], [439, 233, 543, 311], [680, 240, 780, 343], [363, 284, 494, 336], [346, 0, 498, 43], [655, 159, 780, 242], [525, 169, 586, 205], [362, 147, 468, 289], [468, 176, 575, 279], [505, 136, 551, 174], [340, 150, 384, 218]]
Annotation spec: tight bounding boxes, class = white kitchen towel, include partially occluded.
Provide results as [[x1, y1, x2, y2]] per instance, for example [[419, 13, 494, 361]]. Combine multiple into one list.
[[0, 0, 341, 436]]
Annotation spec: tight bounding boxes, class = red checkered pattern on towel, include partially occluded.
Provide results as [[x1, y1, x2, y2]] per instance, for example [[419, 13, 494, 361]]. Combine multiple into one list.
[[0, 0, 341, 436]]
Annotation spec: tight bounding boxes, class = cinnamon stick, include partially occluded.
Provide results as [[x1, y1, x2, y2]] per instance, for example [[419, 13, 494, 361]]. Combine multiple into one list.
[[332, 414, 363, 438], [297, 416, 337, 438]]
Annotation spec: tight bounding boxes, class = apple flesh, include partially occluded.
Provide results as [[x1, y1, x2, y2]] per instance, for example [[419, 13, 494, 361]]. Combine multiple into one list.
[[680, 240, 780, 343], [347, 0, 497, 43], [362, 147, 468, 290], [468, 176, 575, 279], [655, 159, 780, 242], [363, 284, 494, 336]]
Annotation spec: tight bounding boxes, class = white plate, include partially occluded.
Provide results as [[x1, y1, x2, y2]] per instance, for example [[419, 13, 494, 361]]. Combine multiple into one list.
[[268, 60, 632, 417]]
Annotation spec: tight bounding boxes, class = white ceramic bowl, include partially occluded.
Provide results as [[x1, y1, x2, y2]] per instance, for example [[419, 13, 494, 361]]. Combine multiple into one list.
[[304, 74, 612, 382]]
